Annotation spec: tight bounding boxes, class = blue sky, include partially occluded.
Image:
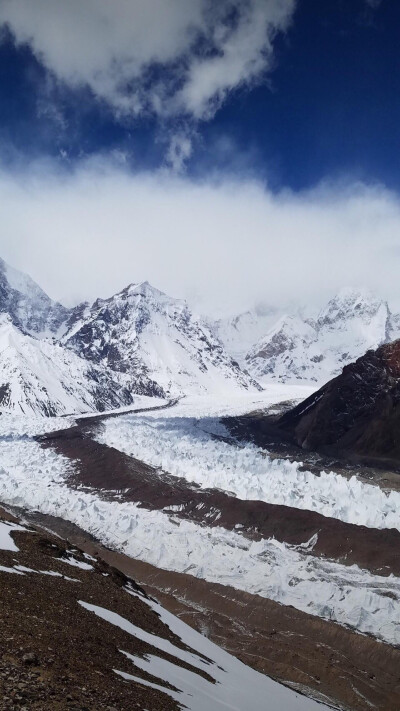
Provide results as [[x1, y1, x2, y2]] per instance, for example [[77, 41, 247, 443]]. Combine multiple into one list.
[[0, 0, 397, 190], [0, 0, 399, 313]]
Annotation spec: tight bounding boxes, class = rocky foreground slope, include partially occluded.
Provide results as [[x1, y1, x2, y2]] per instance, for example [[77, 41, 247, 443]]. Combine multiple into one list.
[[0, 507, 329, 711]]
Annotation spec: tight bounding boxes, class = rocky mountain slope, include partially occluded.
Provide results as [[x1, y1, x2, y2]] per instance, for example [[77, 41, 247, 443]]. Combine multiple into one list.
[[3, 255, 400, 416], [0, 257, 68, 336], [0, 260, 259, 415], [0, 314, 132, 416], [213, 306, 283, 365], [243, 288, 400, 384], [1, 507, 325, 711], [275, 338, 400, 467], [62, 280, 260, 399]]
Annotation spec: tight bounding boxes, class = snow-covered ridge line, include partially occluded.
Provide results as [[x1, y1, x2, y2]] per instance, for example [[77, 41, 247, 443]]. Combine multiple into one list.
[[219, 287, 400, 386], [0, 257, 261, 416], [1, 435, 400, 646], [97, 413, 400, 532]]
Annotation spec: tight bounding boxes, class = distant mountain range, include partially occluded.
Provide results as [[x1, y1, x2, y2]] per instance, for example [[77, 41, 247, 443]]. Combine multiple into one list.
[[1, 255, 400, 416], [215, 287, 400, 385], [0, 258, 259, 415]]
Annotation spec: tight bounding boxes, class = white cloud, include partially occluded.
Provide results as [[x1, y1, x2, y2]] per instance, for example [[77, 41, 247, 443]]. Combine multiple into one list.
[[165, 132, 194, 173], [0, 0, 295, 120], [0, 159, 399, 317]]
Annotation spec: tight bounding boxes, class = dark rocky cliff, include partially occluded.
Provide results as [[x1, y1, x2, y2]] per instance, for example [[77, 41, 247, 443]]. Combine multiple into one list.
[[277, 340, 400, 466]]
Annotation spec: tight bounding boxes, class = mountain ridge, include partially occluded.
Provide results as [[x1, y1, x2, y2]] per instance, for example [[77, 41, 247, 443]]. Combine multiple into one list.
[[0, 259, 260, 415], [3, 256, 400, 416], [241, 287, 400, 385], [274, 338, 400, 468]]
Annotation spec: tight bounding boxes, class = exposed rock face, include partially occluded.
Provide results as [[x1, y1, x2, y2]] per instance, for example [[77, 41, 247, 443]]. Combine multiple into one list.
[[244, 288, 400, 384], [0, 258, 68, 336], [246, 315, 316, 380], [0, 314, 133, 416], [277, 339, 400, 466], [213, 306, 282, 365], [0, 260, 259, 414], [62, 281, 260, 399]]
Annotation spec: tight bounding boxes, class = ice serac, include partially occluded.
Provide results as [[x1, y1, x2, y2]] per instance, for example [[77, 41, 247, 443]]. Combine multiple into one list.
[[0, 257, 69, 336], [244, 287, 400, 385], [0, 314, 132, 416], [62, 280, 261, 399], [275, 338, 400, 467]]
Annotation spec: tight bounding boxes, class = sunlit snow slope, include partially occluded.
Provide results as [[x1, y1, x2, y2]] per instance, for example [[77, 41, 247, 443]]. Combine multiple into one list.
[[0, 314, 132, 415], [0, 259, 260, 414], [61, 280, 261, 398], [220, 288, 400, 385]]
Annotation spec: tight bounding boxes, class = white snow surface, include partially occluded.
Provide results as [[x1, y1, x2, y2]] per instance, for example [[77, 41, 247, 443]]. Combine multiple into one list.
[[212, 306, 284, 365], [1, 434, 400, 645], [81, 599, 330, 710], [61, 555, 94, 571], [243, 288, 400, 385], [62, 281, 260, 400], [126, 386, 315, 420], [97, 412, 400, 531], [76, 395, 167, 419], [0, 412, 75, 438], [0, 314, 133, 416], [0, 520, 25, 551], [0, 564, 24, 575]]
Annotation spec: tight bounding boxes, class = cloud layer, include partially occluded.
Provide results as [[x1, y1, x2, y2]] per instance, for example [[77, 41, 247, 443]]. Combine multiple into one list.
[[0, 0, 295, 121], [0, 159, 399, 316]]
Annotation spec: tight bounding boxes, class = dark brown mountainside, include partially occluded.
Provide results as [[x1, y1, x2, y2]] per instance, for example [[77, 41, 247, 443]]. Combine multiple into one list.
[[276, 339, 400, 467]]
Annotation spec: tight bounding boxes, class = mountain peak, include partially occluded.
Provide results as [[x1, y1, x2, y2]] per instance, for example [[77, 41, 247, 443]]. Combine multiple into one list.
[[125, 280, 167, 298], [317, 287, 388, 328], [335, 285, 375, 302], [0, 257, 46, 302], [0, 257, 69, 336], [59, 276, 259, 401], [240, 287, 399, 386]]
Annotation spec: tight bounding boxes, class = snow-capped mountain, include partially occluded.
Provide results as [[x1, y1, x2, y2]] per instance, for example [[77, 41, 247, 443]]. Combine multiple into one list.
[[0, 257, 68, 336], [0, 260, 260, 415], [3, 254, 399, 414], [0, 314, 133, 415], [212, 306, 283, 365], [244, 288, 400, 385], [62, 281, 260, 399]]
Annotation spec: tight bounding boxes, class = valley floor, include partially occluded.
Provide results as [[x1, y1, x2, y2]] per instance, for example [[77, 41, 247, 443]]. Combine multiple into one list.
[[1, 384, 400, 709]]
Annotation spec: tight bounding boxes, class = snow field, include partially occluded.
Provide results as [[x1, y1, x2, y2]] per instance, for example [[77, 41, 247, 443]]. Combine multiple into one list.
[[1, 436, 400, 645], [98, 414, 400, 531], [81, 597, 330, 710], [133, 387, 316, 419], [0, 412, 75, 438], [0, 520, 25, 551]]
